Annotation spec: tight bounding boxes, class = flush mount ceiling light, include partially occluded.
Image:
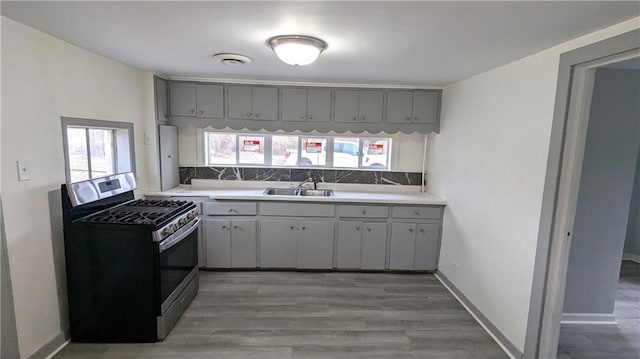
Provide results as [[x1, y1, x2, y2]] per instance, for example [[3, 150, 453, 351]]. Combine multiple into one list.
[[268, 35, 327, 66], [212, 53, 252, 65]]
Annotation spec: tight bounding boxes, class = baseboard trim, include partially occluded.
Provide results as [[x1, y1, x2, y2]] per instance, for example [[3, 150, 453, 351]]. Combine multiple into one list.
[[28, 332, 68, 359], [622, 253, 640, 264], [435, 272, 522, 359], [561, 312, 617, 324]]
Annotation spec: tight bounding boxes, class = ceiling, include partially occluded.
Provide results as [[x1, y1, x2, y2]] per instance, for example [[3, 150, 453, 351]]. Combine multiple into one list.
[[2, 1, 639, 87]]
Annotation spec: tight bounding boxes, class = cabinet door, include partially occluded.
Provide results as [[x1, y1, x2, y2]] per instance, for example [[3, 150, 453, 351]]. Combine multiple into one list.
[[389, 223, 416, 270], [386, 91, 412, 124], [358, 90, 384, 123], [205, 219, 231, 268], [159, 125, 179, 191], [252, 87, 278, 121], [414, 223, 440, 270], [169, 82, 196, 116], [281, 88, 307, 122], [297, 220, 334, 269], [306, 89, 331, 122], [231, 220, 256, 268], [361, 222, 387, 270], [227, 85, 253, 119], [334, 90, 359, 123], [196, 84, 224, 118], [155, 77, 168, 122], [337, 221, 362, 268], [260, 219, 297, 268], [412, 90, 439, 124]]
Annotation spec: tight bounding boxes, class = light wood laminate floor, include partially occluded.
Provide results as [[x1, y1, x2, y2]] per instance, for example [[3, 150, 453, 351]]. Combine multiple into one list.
[[54, 271, 507, 359], [558, 260, 640, 359]]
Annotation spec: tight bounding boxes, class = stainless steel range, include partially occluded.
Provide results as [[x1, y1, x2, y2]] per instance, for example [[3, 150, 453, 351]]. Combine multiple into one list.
[[61, 173, 200, 342]]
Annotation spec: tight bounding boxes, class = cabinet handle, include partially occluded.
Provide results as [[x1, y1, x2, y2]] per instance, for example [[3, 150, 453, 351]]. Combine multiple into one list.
[[228, 208, 237, 213], [420, 229, 425, 233], [301, 226, 306, 231], [409, 228, 414, 232], [355, 226, 360, 231], [367, 226, 372, 231], [362, 210, 367, 215], [308, 115, 313, 120], [189, 109, 195, 114], [405, 116, 411, 121], [247, 112, 253, 117], [290, 225, 296, 230], [360, 116, 365, 121], [221, 225, 228, 229], [255, 113, 260, 118], [234, 225, 239, 230], [352, 116, 357, 121], [198, 110, 204, 115], [300, 114, 305, 119], [414, 211, 420, 216], [414, 116, 420, 121], [167, 155, 173, 159]]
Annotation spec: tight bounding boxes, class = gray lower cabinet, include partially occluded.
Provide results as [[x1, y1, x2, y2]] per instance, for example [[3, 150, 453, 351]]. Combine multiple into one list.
[[227, 85, 278, 121], [169, 82, 224, 118], [389, 222, 440, 270], [260, 219, 298, 268], [297, 220, 334, 269], [205, 219, 256, 268], [260, 219, 334, 269], [337, 221, 387, 269], [334, 90, 383, 123]]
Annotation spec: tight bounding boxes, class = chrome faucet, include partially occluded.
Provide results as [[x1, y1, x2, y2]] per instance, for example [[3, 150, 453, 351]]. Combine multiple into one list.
[[298, 176, 318, 190]]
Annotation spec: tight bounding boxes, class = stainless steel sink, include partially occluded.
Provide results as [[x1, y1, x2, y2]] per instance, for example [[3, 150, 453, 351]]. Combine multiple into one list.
[[263, 188, 334, 197], [263, 188, 299, 196], [299, 189, 334, 197]]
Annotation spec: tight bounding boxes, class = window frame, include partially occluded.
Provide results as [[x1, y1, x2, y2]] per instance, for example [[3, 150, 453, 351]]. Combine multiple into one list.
[[204, 131, 392, 170], [61, 117, 136, 183]]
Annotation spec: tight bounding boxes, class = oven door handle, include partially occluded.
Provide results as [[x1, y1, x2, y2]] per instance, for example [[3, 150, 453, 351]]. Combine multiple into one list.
[[159, 217, 201, 253]]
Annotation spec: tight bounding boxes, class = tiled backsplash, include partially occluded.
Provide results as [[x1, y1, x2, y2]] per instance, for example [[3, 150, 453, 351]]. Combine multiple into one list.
[[180, 167, 424, 186]]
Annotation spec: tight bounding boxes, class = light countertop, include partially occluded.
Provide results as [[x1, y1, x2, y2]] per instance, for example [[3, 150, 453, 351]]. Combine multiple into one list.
[[146, 181, 446, 206]]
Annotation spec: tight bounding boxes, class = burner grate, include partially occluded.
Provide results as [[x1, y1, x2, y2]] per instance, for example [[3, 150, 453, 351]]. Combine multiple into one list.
[[79, 199, 194, 227]]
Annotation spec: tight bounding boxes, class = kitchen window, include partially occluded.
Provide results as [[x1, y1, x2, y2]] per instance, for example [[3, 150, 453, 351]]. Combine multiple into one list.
[[62, 117, 135, 183], [204, 131, 391, 170]]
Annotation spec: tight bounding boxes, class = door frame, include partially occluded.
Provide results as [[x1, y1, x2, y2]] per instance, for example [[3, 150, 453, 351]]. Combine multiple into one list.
[[523, 29, 640, 359]]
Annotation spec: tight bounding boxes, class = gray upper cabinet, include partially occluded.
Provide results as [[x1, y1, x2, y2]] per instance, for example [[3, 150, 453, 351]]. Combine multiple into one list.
[[386, 90, 440, 124], [281, 88, 331, 122], [169, 82, 223, 118], [334, 90, 383, 123], [154, 76, 168, 123], [169, 82, 196, 117], [227, 85, 278, 121], [195, 84, 224, 118]]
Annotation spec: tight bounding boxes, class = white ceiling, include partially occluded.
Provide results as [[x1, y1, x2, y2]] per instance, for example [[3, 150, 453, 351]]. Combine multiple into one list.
[[2, 1, 639, 86]]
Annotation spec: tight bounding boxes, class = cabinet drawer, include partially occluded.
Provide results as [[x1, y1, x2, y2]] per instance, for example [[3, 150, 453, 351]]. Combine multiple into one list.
[[392, 206, 442, 219], [338, 205, 388, 218], [205, 202, 257, 215], [260, 203, 335, 217]]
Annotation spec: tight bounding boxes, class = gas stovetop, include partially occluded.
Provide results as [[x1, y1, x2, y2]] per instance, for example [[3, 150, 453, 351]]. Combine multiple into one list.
[[79, 199, 195, 228]]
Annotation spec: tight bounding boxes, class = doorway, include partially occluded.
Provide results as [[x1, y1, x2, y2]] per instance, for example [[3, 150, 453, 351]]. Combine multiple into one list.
[[523, 28, 640, 359], [556, 59, 640, 358]]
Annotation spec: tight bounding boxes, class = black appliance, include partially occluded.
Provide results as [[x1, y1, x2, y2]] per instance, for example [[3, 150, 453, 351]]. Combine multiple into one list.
[[61, 173, 200, 342]]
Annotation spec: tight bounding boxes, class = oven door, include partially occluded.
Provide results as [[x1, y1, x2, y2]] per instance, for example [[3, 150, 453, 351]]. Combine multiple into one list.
[[157, 217, 200, 315]]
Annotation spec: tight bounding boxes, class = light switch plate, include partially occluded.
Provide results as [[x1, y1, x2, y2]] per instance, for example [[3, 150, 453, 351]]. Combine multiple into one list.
[[144, 132, 152, 145], [17, 160, 31, 181]]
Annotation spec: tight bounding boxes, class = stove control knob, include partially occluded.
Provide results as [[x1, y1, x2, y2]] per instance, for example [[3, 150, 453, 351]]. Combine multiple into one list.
[[163, 227, 173, 236]]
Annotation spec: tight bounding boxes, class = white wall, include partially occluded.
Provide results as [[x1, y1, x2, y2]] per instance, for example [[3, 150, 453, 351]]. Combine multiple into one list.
[[564, 68, 640, 315], [178, 127, 427, 172], [1, 17, 159, 358], [428, 18, 640, 352]]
